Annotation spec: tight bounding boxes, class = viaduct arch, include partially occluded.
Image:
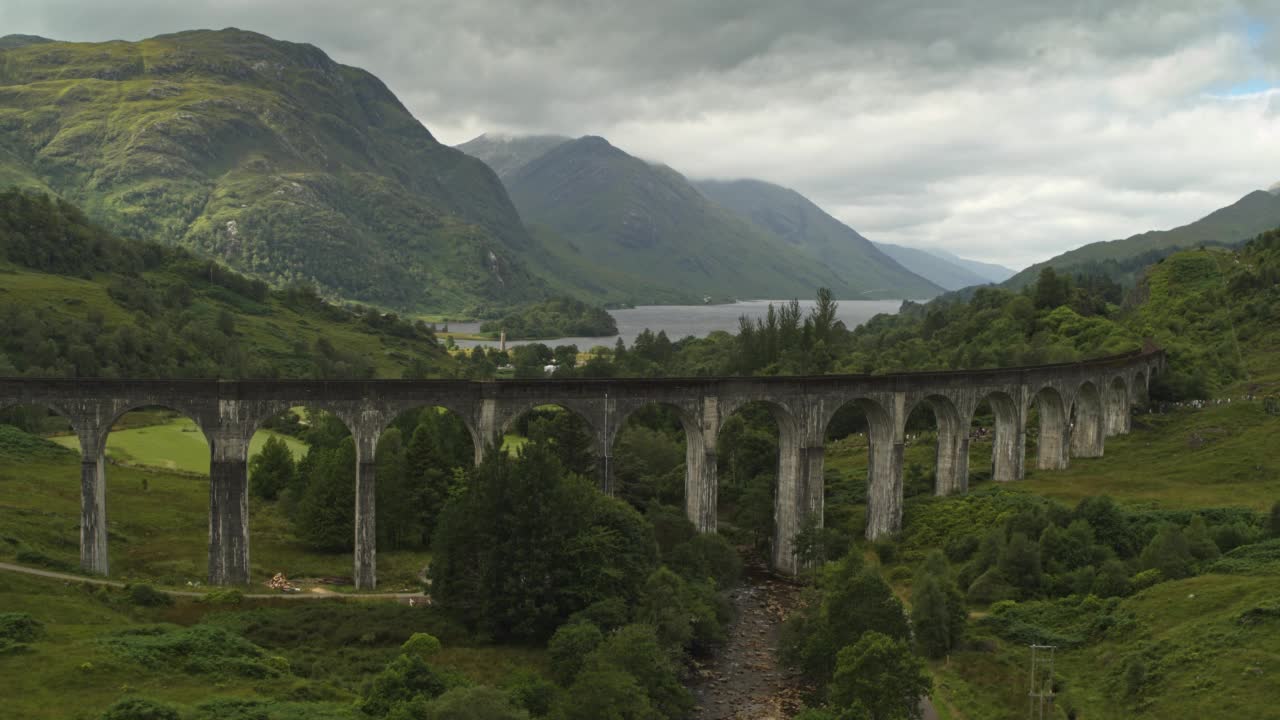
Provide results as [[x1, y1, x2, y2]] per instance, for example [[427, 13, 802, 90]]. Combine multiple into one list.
[[0, 349, 1163, 589]]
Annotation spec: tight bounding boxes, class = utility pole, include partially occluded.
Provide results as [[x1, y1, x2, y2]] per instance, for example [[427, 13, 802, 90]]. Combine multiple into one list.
[[1028, 644, 1056, 720]]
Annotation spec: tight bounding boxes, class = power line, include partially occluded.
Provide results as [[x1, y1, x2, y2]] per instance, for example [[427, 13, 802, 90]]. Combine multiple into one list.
[[1028, 644, 1056, 720]]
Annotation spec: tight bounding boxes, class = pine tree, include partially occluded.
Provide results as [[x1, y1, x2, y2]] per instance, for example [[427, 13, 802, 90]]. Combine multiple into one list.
[[248, 435, 296, 501]]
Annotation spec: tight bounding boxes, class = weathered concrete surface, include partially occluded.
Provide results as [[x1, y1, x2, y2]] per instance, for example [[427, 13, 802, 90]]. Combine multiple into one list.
[[0, 349, 1164, 585]]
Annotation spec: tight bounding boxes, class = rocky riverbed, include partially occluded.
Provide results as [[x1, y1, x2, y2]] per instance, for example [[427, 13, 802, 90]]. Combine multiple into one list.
[[690, 570, 809, 719]]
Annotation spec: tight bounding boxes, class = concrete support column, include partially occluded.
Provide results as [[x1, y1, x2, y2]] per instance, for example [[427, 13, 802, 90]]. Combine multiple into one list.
[[1070, 401, 1105, 458], [354, 434, 377, 590], [208, 429, 251, 586], [865, 439, 905, 539], [771, 427, 805, 575], [79, 426, 109, 576], [685, 434, 717, 533], [1037, 399, 1071, 471], [866, 394, 905, 541], [1105, 385, 1131, 436], [934, 424, 966, 495], [687, 397, 720, 534], [992, 420, 1022, 482], [474, 397, 498, 465]]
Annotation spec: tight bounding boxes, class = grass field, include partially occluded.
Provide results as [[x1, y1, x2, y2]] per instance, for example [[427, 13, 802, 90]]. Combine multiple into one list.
[[48, 414, 309, 475], [1, 434, 429, 591], [0, 571, 548, 720], [929, 572, 1280, 720]]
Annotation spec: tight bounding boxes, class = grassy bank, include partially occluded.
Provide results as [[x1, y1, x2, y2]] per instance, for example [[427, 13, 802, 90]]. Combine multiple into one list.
[[1, 429, 428, 591], [0, 572, 548, 720]]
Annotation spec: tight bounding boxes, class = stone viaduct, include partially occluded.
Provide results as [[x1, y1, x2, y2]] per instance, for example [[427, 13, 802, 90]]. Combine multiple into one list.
[[0, 349, 1164, 589]]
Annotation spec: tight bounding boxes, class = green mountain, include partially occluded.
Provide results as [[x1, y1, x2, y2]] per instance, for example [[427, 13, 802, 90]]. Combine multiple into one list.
[[470, 136, 940, 301], [1006, 188, 1280, 288], [0, 28, 549, 313], [692, 179, 943, 298], [456, 133, 570, 178], [872, 241, 994, 291], [0, 34, 53, 50], [0, 188, 457, 379]]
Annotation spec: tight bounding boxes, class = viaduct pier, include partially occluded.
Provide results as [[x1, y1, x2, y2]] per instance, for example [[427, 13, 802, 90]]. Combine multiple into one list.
[[0, 349, 1164, 588]]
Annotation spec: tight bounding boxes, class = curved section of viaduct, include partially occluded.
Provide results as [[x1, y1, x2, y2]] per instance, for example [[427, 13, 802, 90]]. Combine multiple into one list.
[[0, 349, 1164, 588]]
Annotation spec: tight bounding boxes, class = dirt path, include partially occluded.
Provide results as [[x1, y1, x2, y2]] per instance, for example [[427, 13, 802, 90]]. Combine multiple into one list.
[[0, 561, 425, 602], [691, 570, 807, 719]]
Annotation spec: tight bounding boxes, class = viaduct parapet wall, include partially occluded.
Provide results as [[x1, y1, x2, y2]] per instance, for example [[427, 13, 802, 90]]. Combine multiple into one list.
[[0, 349, 1164, 588]]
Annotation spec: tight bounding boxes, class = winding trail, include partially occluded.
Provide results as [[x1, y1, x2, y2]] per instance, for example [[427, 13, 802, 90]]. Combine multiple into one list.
[[0, 561, 426, 601], [691, 570, 807, 719]]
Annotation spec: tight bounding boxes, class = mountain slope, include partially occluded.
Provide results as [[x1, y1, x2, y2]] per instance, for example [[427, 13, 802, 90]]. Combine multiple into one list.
[[497, 136, 932, 301], [0, 28, 548, 312], [928, 248, 1016, 283], [1006, 188, 1280, 288], [0, 188, 457, 379], [693, 179, 942, 298], [872, 241, 994, 291], [456, 133, 570, 178]]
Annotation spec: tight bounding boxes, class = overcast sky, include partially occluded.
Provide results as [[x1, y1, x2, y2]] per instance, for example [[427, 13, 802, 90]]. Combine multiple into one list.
[[4, 1, 1279, 268]]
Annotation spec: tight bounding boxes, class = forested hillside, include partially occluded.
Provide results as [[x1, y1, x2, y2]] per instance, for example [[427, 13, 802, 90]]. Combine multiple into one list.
[[0, 189, 456, 378], [0, 29, 548, 313], [1005, 188, 1280, 289]]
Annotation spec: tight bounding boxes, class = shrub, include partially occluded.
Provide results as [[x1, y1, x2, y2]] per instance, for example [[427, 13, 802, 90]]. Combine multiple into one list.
[[0, 612, 44, 643], [872, 538, 898, 564], [667, 532, 742, 589], [1124, 658, 1147, 697], [1138, 525, 1193, 580], [1130, 568, 1164, 592], [504, 670, 556, 717], [966, 567, 1019, 605], [99, 624, 279, 679], [99, 698, 180, 720], [549, 622, 604, 686], [1093, 560, 1132, 598], [14, 548, 74, 571], [359, 652, 447, 717], [418, 686, 530, 720], [402, 632, 443, 659], [567, 598, 631, 632], [191, 698, 270, 720], [127, 584, 173, 608]]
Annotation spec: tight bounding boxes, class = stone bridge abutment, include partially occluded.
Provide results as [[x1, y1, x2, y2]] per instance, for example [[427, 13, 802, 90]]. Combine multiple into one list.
[[0, 349, 1163, 587]]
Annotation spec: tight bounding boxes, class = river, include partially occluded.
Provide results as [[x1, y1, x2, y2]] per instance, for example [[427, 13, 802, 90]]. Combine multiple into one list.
[[446, 299, 907, 349]]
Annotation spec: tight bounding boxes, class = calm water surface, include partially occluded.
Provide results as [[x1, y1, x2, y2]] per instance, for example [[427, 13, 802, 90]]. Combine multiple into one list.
[[449, 299, 906, 349]]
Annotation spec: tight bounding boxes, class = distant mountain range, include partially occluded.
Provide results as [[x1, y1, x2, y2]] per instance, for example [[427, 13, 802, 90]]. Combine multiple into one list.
[[1005, 188, 1280, 288], [4, 29, 1268, 315], [460, 134, 944, 301], [871, 242, 1011, 291]]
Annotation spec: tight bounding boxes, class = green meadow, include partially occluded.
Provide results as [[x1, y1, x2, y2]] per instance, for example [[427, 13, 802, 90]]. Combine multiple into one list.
[[49, 415, 309, 475], [2, 423, 428, 591]]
